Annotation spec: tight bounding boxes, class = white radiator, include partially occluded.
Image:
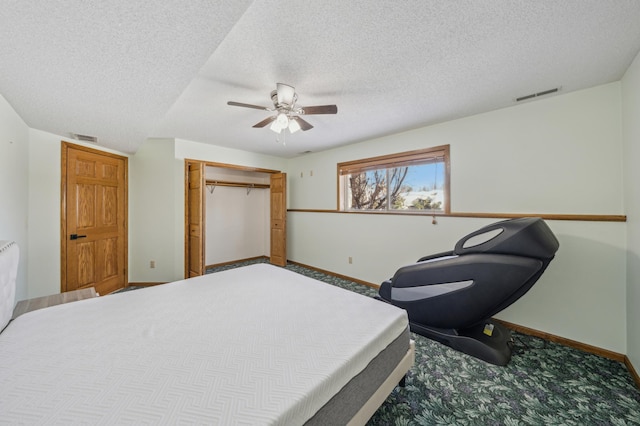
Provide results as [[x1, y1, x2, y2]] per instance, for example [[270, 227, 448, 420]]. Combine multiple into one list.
[[0, 241, 18, 331]]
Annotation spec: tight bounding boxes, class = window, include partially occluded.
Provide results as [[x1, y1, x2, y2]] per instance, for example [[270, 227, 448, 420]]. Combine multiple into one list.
[[338, 145, 450, 213]]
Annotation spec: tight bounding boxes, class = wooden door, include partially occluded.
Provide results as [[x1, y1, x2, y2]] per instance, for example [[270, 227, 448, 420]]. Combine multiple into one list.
[[61, 143, 128, 295], [270, 172, 287, 266], [185, 161, 205, 277]]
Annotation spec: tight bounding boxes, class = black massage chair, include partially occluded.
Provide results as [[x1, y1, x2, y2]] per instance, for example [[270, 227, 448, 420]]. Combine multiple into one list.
[[378, 217, 559, 365]]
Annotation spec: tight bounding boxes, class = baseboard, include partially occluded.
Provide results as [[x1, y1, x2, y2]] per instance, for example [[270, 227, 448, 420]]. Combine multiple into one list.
[[287, 260, 380, 289], [127, 282, 167, 287], [130, 256, 269, 288], [206, 256, 269, 270], [493, 318, 626, 363], [624, 356, 640, 389]]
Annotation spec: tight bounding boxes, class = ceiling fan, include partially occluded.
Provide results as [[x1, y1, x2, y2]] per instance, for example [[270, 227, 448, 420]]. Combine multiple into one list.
[[227, 83, 337, 134]]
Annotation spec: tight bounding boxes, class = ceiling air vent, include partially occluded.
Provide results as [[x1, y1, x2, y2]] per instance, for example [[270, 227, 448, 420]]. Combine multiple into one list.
[[70, 133, 98, 143], [515, 87, 560, 102]]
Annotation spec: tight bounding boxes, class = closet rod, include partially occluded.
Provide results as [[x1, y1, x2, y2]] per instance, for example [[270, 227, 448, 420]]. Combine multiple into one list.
[[205, 179, 270, 189]]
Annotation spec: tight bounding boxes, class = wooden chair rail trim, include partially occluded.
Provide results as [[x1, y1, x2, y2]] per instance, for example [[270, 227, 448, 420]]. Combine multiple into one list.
[[286, 209, 626, 222]]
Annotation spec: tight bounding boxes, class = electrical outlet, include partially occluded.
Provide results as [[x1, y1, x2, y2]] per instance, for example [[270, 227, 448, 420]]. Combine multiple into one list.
[[348, 256, 353, 264], [150, 260, 156, 269]]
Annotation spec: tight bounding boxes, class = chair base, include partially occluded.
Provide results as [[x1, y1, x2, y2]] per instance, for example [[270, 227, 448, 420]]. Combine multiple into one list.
[[410, 320, 513, 366]]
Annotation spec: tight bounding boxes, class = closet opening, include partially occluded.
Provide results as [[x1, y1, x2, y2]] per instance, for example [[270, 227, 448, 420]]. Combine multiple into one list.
[[184, 160, 286, 278]]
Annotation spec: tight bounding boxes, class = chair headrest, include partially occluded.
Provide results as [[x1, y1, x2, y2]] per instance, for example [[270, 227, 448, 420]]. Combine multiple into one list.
[[454, 217, 559, 260]]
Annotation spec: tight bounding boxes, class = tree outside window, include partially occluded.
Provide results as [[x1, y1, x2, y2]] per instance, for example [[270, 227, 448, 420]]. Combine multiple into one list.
[[338, 145, 450, 213]]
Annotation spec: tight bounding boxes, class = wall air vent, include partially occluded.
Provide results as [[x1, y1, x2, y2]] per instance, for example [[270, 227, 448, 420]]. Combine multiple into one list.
[[515, 87, 561, 102], [70, 133, 98, 143]]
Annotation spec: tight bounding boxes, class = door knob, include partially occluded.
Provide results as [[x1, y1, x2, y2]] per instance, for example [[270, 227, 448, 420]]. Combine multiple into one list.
[[70, 234, 87, 240]]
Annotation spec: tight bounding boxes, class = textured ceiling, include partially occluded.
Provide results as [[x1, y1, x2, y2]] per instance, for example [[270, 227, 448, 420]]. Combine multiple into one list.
[[1, 1, 640, 158]]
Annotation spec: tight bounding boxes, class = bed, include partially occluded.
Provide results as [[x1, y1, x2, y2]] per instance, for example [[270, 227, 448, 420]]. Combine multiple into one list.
[[0, 241, 414, 425]]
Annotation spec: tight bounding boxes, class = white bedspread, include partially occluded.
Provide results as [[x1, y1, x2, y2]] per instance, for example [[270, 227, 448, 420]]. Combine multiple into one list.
[[0, 264, 408, 425]]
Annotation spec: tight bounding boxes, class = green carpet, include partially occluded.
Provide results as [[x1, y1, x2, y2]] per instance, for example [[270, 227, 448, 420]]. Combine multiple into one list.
[[207, 259, 640, 425]]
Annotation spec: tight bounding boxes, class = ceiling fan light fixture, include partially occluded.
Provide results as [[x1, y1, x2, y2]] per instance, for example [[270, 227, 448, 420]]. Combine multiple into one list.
[[269, 120, 283, 133], [270, 112, 290, 133], [228, 83, 337, 135], [276, 83, 296, 106], [276, 112, 289, 127], [288, 118, 301, 134]]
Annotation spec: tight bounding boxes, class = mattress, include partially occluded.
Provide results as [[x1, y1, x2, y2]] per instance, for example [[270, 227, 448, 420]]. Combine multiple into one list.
[[0, 264, 409, 424]]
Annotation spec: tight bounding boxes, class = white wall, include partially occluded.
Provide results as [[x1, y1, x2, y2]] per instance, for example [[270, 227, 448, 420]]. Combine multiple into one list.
[[289, 83, 622, 214], [205, 186, 269, 265], [622, 50, 640, 370], [2, 95, 133, 300], [21, 133, 287, 290], [205, 167, 270, 266], [127, 138, 285, 282], [27, 129, 129, 298], [286, 83, 628, 353], [174, 139, 288, 172], [129, 138, 176, 283], [26, 129, 63, 298], [0, 94, 29, 301]]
